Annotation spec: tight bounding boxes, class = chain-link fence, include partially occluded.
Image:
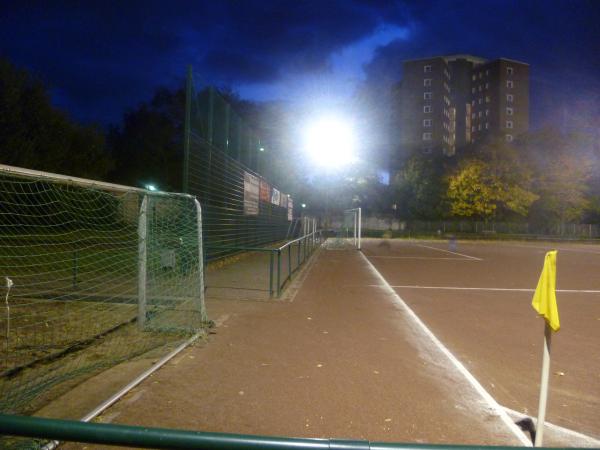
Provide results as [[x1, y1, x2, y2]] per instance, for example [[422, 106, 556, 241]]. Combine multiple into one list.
[[346, 214, 600, 239], [183, 70, 295, 262]]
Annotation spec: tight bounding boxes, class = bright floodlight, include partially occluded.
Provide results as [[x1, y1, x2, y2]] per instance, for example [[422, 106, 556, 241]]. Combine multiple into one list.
[[304, 116, 357, 168], [145, 184, 157, 191]]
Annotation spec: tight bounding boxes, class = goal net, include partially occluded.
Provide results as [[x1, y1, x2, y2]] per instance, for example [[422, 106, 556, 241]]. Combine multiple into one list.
[[326, 208, 361, 250], [0, 164, 208, 416]]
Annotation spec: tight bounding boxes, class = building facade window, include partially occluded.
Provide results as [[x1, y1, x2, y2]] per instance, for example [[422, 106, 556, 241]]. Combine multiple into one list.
[[507, 94, 514, 102], [506, 134, 513, 142], [424, 92, 432, 100], [507, 67, 514, 75], [423, 147, 432, 154], [507, 80, 513, 88], [485, 82, 489, 89], [485, 122, 489, 129], [424, 78, 432, 87], [485, 69, 489, 76], [478, 98, 483, 104], [506, 107, 513, 115], [472, 87, 476, 94], [506, 120, 513, 129], [485, 96, 490, 103], [485, 109, 490, 116], [423, 119, 432, 127], [423, 132, 432, 141], [423, 105, 432, 113], [424, 65, 432, 73], [478, 111, 482, 117]]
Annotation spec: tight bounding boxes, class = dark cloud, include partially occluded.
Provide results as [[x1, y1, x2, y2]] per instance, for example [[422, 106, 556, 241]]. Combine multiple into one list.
[[1, 0, 598, 127]]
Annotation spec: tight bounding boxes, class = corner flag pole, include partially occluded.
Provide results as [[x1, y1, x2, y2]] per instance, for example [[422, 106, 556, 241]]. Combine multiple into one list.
[[531, 250, 560, 447], [535, 322, 552, 446]]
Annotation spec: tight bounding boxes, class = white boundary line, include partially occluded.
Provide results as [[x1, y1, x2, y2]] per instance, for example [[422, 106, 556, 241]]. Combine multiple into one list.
[[366, 256, 480, 261], [359, 252, 531, 446], [503, 406, 600, 447], [490, 242, 600, 255], [388, 285, 600, 294], [415, 244, 483, 261]]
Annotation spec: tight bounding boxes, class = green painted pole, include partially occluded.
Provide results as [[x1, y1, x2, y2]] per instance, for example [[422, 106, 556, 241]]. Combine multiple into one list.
[[183, 65, 192, 193], [277, 249, 281, 297], [288, 244, 292, 280], [0, 414, 538, 450], [269, 251, 274, 297]]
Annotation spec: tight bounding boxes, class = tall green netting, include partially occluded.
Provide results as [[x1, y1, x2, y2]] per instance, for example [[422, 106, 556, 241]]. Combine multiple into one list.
[[185, 74, 292, 261], [0, 167, 207, 416]]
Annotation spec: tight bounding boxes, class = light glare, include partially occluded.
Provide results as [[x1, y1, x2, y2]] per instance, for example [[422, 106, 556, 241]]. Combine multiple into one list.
[[304, 116, 357, 168]]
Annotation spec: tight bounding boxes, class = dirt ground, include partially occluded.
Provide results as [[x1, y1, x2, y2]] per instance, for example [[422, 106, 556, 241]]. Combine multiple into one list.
[[28, 238, 600, 449]]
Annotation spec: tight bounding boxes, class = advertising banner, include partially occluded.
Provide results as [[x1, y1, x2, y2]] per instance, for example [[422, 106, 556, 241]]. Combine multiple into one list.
[[287, 197, 293, 221], [259, 179, 271, 203], [271, 188, 280, 206], [243, 171, 259, 215]]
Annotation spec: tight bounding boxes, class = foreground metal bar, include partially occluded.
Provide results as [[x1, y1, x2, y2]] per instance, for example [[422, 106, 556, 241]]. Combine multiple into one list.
[[0, 414, 546, 450]]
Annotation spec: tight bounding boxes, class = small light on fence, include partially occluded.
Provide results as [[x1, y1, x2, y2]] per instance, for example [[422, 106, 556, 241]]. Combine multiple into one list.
[[301, 203, 307, 208], [259, 147, 265, 152], [146, 184, 157, 191]]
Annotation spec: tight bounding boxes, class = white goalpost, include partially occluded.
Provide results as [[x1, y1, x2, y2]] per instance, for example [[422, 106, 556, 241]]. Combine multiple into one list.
[[343, 208, 361, 250]]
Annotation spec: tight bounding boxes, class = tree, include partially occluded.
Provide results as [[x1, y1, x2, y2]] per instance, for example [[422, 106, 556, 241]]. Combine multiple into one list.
[[446, 158, 538, 220], [107, 87, 185, 191], [391, 153, 448, 219], [519, 129, 592, 224], [0, 58, 111, 179]]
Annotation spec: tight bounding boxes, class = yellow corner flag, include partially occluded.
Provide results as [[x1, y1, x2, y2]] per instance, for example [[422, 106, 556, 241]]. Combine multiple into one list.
[[532, 250, 560, 331]]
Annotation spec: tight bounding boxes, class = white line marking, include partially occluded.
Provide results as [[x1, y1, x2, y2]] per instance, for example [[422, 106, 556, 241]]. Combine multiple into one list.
[[359, 252, 531, 446], [503, 406, 600, 446], [366, 256, 479, 261], [388, 285, 600, 294], [415, 243, 483, 260], [492, 242, 600, 255]]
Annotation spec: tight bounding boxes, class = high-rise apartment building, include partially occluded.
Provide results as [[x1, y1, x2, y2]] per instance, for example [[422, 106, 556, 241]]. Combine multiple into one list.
[[392, 54, 529, 160]]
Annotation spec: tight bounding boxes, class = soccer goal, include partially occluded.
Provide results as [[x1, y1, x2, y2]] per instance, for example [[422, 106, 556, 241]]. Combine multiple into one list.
[[0, 164, 208, 415], [342, 207, 362, 250]]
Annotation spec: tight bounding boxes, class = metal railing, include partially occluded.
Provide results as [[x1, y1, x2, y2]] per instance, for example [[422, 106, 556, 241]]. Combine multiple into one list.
[[0, 414, 546, 450], [206, 229, 323, 297]]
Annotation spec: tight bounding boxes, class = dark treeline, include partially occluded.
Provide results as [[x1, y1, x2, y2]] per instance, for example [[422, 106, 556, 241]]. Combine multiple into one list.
[[1, 58, 599, 224]]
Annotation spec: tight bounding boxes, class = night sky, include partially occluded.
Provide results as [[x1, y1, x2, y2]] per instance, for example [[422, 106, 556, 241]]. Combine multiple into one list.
[[1, 1, 599, 129]]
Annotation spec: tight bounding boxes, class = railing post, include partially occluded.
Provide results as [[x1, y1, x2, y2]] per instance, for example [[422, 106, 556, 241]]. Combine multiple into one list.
[[277, 249, 281, 297], [194, 199, 208, 323], [137, 195, 148, 330], [358, 207, 362, 251], [269, 251, 274, 297], [288, 244, 291, 280]]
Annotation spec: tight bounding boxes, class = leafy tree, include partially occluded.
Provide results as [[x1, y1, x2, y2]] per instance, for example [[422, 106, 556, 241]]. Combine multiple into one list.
[[391, 153, 448, 219], [0, 58, 111, 179], [519, 129, 592, 223], [107, 87, 185, 191], [446, 158, 538, 220]]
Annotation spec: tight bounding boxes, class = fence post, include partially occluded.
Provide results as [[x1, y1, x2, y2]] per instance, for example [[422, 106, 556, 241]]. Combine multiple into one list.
[[183, 66, 192, 193], [137, 195, 148, 330], [194, 199, 208, 323]]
